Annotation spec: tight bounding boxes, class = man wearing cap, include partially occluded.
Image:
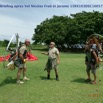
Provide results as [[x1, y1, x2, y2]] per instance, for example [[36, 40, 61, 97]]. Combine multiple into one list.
[[17, 39, 30, 84], [42, 42, 60, 81]]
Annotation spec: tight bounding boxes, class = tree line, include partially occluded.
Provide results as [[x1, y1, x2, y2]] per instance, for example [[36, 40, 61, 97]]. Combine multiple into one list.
[[32, 11, 103, 51]]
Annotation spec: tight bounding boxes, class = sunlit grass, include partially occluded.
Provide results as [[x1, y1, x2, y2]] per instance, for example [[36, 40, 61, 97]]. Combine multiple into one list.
[[0, 48, 103, 103]]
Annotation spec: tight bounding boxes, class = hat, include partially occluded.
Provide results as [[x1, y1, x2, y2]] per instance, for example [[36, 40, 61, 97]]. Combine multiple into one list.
[[50, 42, 55, 45], [25, 39, 30, 43]]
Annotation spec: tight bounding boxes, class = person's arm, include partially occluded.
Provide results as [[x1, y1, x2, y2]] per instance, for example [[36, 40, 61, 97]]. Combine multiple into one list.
[[56, 49, 60, 64], [93, 51, 99, 65], [41, 52, 48, 55], [19, 53, 26, 63], [85, 56, 88, 65], [12, 52, 18, 61], [57, 53, 60, 64], [93, 37, 102, 51]]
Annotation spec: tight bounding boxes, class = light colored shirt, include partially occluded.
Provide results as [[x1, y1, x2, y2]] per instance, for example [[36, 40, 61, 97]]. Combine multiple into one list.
[[19, 44, 27, 55], [48, 47, 59, 59]]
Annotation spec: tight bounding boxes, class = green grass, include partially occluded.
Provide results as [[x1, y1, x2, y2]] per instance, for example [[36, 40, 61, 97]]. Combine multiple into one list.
[[0, 47, 103, 103]]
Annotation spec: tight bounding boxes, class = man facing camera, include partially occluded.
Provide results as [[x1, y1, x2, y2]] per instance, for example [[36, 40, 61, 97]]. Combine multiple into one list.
[[42, 42, 60, 81]]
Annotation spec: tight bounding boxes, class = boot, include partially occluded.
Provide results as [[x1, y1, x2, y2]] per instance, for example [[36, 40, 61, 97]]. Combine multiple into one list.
[[47, 74, 50, 79]]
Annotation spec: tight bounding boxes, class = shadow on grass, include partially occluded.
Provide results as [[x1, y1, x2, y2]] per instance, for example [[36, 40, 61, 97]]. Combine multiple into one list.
[[0, 76, 16, 87], [71, 78, 86, 84], [40, 76, 56, 81], [40, 76, 47, 80]]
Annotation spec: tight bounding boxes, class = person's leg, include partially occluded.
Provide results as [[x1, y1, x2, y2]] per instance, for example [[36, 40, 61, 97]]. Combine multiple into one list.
[[91, 65, 97, 84], [47, 69, 51, 79], [87, 71, 91, 79], [53, 59, 59, 81], [17, 68, 22, 81], [91, 73, 97, 84], [23, 66, 30, 81], [46, 59, 51, 79], [93, 74, 96, 82], [17, 68, 24, 84], [85, 64, 91, 82], [23, 67, 26, 78], [54, 68, 59, 81]]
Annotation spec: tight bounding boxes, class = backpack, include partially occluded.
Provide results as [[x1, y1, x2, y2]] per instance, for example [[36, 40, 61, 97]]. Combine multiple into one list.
[[8, 45, 27, 67]]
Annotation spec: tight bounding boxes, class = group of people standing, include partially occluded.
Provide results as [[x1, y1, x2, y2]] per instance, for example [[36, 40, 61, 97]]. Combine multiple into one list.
[[16, 40, 60, 84], [11, 36, 102, 85]]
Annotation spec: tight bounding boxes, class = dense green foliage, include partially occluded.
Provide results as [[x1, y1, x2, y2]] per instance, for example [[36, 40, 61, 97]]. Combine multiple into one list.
[[32, 11, 103, 50], [0, 40, 16, 47]]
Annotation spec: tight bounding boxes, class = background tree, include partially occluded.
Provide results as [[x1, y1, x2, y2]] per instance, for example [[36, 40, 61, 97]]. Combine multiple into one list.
[[32, 11, 103, 51], [2, 39, 9, 47]]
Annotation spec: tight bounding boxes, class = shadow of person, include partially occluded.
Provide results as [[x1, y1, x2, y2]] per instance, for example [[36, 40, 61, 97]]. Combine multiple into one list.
[[40, 76, 47, 80], [0, 76, 16, 87], [40, 76, 56, 81], [71, 78, 86, 83]]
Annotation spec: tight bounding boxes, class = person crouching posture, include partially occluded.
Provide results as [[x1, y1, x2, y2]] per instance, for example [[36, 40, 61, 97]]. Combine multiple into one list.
[[17, 39, 30, 84], [42, 42, 60, 81], [85, 45, 99, 84]]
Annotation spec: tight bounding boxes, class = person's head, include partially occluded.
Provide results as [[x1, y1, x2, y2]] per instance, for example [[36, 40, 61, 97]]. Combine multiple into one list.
[[49, 42, 55, 48], [88, 39, 94, 45], [93, 37, 98, 42], [25, 39, 30, 46]]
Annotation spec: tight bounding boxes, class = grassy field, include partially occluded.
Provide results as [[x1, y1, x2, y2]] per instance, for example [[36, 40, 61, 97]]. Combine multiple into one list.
[[0, 47, 103, 103]]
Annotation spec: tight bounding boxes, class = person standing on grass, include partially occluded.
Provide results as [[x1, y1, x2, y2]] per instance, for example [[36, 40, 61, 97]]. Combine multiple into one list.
[[17, 39, 30, 84], [85, 40, 99, 84], [41, 42, 60, 81]]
